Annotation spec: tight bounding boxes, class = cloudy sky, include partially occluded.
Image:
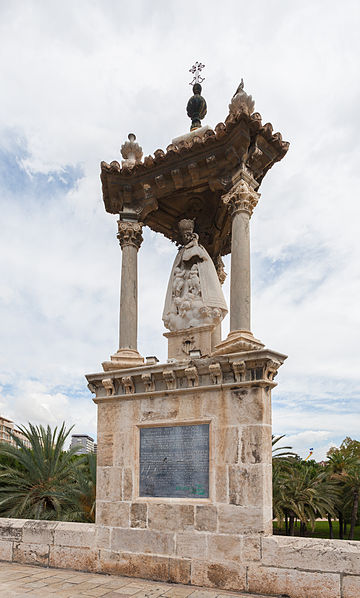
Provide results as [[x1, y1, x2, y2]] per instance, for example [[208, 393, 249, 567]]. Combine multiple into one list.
[[0, 1, 359, 459]]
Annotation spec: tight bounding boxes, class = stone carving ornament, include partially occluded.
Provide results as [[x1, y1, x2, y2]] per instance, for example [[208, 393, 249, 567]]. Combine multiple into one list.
[[162, 219, 228, 332], [120, 133, 143, 168], [222, 179, 259, 218], [229, 79, 255, 116], [117, 220, 143, 249]]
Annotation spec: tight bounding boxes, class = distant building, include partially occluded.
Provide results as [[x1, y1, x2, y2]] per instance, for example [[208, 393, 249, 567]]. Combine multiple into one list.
[[0, 415, 31, 449], [93, 443, 97, 454], [70, 434, 95, 455]]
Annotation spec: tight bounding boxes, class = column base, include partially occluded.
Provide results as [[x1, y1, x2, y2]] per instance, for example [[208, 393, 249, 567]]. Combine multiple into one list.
[[213, 329, 264, 355], [102, 348, 144, 371]]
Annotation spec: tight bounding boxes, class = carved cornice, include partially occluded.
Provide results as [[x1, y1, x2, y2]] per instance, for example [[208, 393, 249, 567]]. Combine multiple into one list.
[[222, 179, 260, 218], [87, 349, 288, 401], [117, 220, 143, 250]]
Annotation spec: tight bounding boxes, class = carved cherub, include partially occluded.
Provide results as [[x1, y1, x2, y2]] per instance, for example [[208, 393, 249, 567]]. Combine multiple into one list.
[[172, 266, 185, 297], [188, 264, 201, 297]]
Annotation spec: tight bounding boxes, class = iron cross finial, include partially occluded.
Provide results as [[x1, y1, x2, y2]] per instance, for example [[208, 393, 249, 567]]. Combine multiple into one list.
[[189, 61, 205, 85]]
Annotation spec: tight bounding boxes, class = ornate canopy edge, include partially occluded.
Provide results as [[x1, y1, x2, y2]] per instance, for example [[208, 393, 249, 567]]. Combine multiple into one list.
[[100, 107, 289, 259]]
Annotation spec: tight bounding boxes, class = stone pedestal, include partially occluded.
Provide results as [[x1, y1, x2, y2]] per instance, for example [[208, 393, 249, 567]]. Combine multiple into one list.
[[87, 347, 286, 587], [164, 324, 216, 360]]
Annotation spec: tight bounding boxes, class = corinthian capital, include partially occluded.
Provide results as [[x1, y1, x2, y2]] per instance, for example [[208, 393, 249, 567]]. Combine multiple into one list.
[[117, 220, 143, 249], [222, 179, 260, 217]]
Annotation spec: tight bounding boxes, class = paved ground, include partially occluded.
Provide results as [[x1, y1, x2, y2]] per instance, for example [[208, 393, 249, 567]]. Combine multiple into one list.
[[0, 562, 273, 598]]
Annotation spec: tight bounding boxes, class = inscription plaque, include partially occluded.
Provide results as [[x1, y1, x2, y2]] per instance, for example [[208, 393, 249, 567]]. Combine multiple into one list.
[[139, 423, 209, 498]]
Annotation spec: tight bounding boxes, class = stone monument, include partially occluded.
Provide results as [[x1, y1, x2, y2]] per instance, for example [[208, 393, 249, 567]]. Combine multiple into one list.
[[86, 64, 289, 587]]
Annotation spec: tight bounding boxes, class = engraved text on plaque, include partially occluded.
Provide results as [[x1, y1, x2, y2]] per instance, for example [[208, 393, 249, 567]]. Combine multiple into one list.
[[139, 424, 209, 498]]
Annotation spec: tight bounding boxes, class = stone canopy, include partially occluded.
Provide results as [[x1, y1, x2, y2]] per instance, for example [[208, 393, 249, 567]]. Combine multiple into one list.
[[100, 109, 289, 260]]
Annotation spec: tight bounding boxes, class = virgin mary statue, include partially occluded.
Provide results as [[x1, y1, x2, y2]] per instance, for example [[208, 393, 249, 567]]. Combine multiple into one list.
[[162, 219, 228, 332]]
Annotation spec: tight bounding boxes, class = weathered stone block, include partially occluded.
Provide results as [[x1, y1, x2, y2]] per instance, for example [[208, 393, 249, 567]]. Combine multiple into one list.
[[0, 539, 13, 561], [130, 503, 147, 528], [215, 465, 228, 503], [148, 504, 194, 532], [54, 522, 95, 548], [229, 464, 272, 507], [111, 528, 175, 555], [123, 467, 133, 501], [176, 532, 207, 559], [97, 404, 119, 466], [95, 525, 111, 549], [343, 574, 360, 598], [262, 536, 360, 575], [96, 501, 130, 527], [0, 518, 24, 541], [100, 550, 169, 581], [49, 545, 99, 572], [240, 424, 272, 464], [177, 394, 203, 420], [207, 534, 241, 562], [229, 386, 271, 425], [248, 565, 340, 598], [13, 542, 49, 566], [217, 504, 271, 534], [49, 546, 99, 571], [96, 466, 122, 501], [195, 505, 217, 532], [113, 430, 135, 467], [169, 556, 191, 584], [215, 426, 239, 464], [242, 535, 261, 561], [140, 396, 180, 422], [22, 520, 57, 545], [191, 559, 246, 591]]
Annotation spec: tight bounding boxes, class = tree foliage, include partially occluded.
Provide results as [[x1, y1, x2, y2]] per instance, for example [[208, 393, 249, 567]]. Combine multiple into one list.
[[273, 435, 360, 540], [0, 422, 95, 522]]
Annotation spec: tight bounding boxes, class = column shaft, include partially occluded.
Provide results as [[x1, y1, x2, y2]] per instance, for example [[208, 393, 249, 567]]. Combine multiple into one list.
[[119, 243, 138, 350], [230, 210, 250, 331], [117, 220, 143, 351]]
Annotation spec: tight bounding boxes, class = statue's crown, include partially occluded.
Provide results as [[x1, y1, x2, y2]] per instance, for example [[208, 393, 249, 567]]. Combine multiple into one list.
[[178, 219, 194, 233]]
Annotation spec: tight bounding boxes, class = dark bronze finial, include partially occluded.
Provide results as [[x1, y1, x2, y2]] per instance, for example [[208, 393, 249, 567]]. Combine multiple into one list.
[[187, 62, 207, 131]]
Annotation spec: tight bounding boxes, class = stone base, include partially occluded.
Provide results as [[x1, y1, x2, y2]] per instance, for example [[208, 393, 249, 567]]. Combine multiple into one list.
[[213, 329, 264, 355], [164, 324, 215, 360], [102, 348, 144, 371]]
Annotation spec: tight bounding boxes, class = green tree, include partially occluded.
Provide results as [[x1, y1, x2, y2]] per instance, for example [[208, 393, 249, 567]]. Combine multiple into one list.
[[0, 422, 85, 520], [69, 453, 97, 523], [280, 462, 338, 536], [327, 437, 360, 539]]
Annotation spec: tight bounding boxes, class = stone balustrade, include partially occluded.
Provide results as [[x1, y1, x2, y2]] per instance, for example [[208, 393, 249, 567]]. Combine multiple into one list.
[[0, 518, 359, 597]]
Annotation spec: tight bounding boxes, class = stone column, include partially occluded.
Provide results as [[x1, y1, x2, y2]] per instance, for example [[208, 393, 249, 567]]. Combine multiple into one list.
[[102, 219, 144, 371], [214, 178, 264, 354], [117, 220, 143, 350], [227, 180, 257, 332]]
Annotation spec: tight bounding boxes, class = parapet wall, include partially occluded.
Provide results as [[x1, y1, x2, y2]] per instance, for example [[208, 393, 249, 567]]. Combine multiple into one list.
[[1, 518, 360, 598]]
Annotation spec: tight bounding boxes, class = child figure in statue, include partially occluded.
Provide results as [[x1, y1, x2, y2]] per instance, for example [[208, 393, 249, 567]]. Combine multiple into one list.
[[162, 219, 228, 332]]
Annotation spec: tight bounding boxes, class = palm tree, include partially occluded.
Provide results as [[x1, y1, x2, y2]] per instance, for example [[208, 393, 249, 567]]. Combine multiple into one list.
[[327, 441, 360, 539], [343, 466, 360, 540], [70, 453, 97, 523], [274, 460, 339, 536], [0, 422, 85, 520], [272, 434, 297, 459], [272, 434, 298, 535]]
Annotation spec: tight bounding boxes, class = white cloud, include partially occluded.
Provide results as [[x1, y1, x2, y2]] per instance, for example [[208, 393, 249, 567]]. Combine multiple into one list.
[[0, 1, 359, 448]]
